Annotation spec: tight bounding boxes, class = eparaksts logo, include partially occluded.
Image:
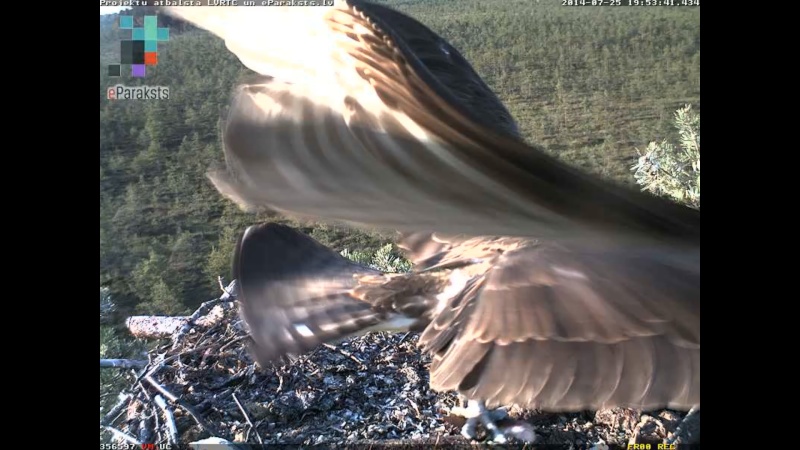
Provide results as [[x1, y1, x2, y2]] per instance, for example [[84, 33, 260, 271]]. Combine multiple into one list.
[[107, 85, 170, 100]]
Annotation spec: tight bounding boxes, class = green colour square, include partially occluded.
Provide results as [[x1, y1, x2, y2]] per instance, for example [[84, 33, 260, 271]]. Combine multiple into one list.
[[157, 28, 169, 41], [119, 16, 133, 29], [132, 28, 145, 40], [145, 40, 158, 52], [145, 26, 157, 41], [144, 16, 157, 29]]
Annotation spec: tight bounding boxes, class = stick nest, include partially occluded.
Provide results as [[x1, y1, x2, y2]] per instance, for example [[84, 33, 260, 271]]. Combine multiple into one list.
[[101, 293, 699, 448]]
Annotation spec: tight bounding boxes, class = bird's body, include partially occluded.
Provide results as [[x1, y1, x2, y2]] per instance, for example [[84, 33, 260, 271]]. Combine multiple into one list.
[[235, 223, 698, 412], [165, 0, 699, 441]]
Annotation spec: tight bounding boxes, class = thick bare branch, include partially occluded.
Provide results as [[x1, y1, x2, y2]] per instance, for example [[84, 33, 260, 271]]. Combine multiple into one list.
[[154, 395, 179, 444], [100, 425, 141, 446], [101, 359, 148, 369], [126, 316, 188, 339], [143, 374, 221, 436], [100, 393, 132, 426]]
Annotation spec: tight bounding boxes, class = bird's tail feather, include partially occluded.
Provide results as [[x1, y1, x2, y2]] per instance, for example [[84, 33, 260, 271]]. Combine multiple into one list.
[[233, 222, 387, 365]]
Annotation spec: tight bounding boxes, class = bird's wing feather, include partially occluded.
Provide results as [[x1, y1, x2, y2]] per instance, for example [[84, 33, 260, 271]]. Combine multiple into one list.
[[234, 223, 386, 363], [166, 2, 701, 412], [164, 1, 700, 244], [419, 239, 700, 410], [162, 5, 336, 85]]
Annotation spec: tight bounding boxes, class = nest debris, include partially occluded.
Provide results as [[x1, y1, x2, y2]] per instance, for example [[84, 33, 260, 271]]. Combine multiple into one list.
[[100, 289, 699, 448]]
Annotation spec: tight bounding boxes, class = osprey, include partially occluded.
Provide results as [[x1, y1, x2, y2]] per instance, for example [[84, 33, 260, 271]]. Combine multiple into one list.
[[165, 1, 699, 443]]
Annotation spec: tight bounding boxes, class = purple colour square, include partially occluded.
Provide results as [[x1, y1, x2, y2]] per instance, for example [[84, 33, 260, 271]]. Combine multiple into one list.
[[131, 65, 146, 78]]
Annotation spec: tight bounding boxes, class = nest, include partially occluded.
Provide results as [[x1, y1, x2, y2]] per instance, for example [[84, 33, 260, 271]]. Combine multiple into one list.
[[100, 286, 699, 448]]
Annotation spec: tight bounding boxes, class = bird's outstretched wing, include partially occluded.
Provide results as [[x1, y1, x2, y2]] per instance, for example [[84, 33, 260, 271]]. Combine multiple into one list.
[[164, 1, 699, 245], [236, 223, 699, 411], [234, 223, 440, 363], [403, 233, 699, 410], [234, 222, 384, 363], [165, 1, 700, 412]]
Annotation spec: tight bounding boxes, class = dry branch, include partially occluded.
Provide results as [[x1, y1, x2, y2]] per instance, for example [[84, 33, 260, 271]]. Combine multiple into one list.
[[126, 316, 189, 339], [101, 359, 148, 369], [100, 393, 132, 426], [321, 343, 366, 368], [154, 394, 179, 444], [171, 279, 238, 349], [125, 280, 238, 341], [233, 392, 263, 445], [101, 425, 141, 446], [143, 374, 221, 436]]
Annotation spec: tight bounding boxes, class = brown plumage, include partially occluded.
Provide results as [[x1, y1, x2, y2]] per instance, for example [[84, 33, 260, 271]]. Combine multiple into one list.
[[166, 0, 699, 413]]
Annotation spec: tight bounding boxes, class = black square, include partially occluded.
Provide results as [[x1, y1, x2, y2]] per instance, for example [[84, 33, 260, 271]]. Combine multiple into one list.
[[107, 64, 121, 77], [120, 40, 146, 65]]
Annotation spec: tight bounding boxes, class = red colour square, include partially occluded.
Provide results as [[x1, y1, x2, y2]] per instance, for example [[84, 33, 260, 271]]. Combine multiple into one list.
[[144, 52, 158, 66]]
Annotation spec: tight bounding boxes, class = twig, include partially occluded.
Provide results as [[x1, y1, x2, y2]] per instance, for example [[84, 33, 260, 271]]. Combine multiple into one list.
[[218, 277, 238, 300], [380, 331, 411, 352], [322, 343, 366, 368], [171, 279, 238, 350], [100, 425, 142, 446], [101, 359, 148, 369], [138, 343, 220, 383], [407, 398, 421, 417], [197, 324, 225, 344], [143, 374, 178, 402], [154, 395, 179, 444], [666, 406, 699, 445], [143, 374, 220, 436], [151, 403, 162, 445], [219, 335, 249, 353], [138, 413, 153, 445], [194, 388, 234, 413], [100, 393, 132, 426], [397, 331, 412, 345], [233, 393, 264, 445]]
